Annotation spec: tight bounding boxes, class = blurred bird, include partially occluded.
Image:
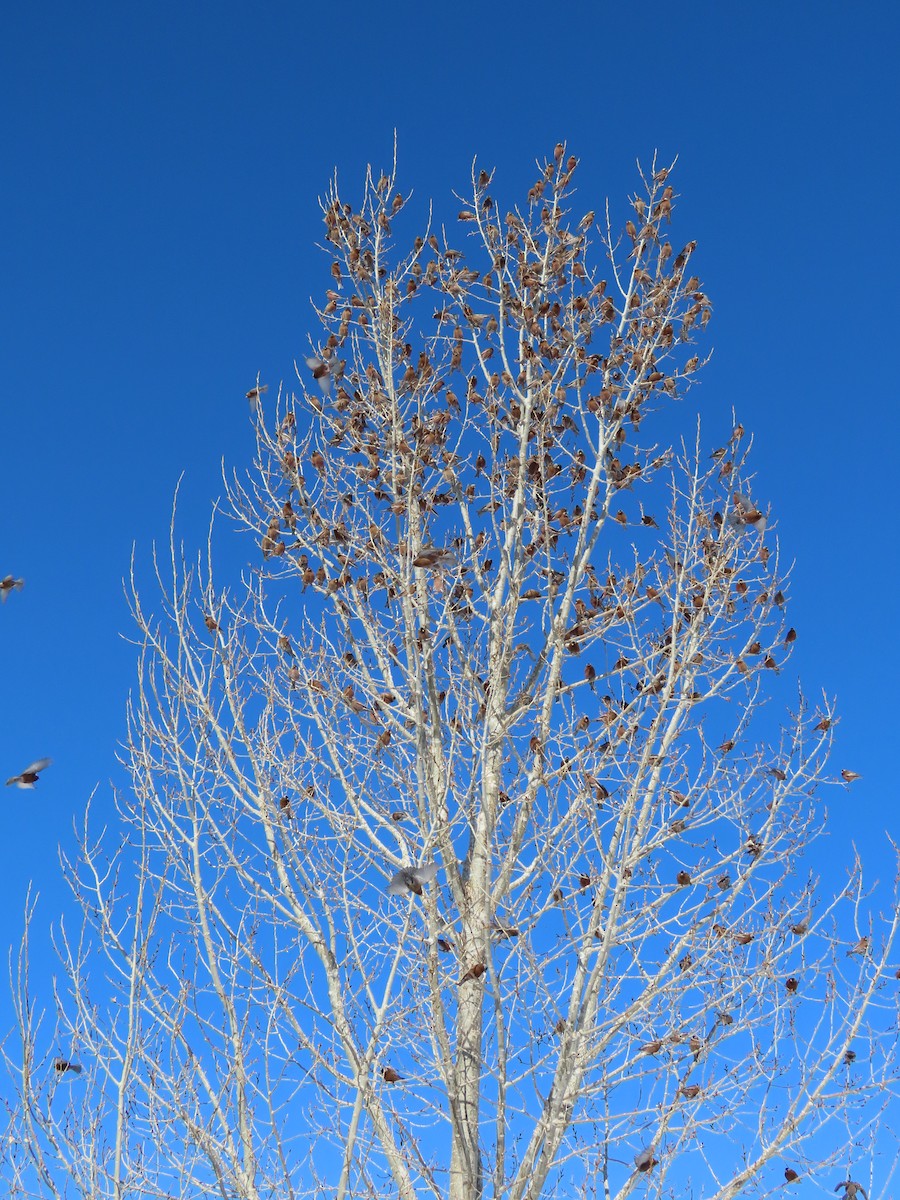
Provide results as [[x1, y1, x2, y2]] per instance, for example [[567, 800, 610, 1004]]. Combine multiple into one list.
[[727, 492, 767, 536], [841, 769, 862, 783], [245, 384, 268, 402], [634, 1147, 657, 1172], [844, 1049, 857, 1064], [835, 1183, 867, 1200], [54, 1058, 82, 1075], [680, 1084, 700, 1099], [0, 576, 24, 603], [460, 962, 486, 984], [386, 863, 439, 897], [381, 1066, 404, 1083], [412, 547, 456, 569], [305, 356, 332, 395], [784, 1168, 799, 1183], [847, 936, 870, 956], [7, 759, 52, 788], [785, 977, 799, 993]]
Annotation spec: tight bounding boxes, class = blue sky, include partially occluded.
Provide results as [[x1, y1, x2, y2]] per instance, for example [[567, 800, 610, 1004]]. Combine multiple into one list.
[[1, 0, 898, 1079]]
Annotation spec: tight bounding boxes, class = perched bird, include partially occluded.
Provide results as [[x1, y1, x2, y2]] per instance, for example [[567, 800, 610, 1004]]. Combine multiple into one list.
[[639, 1039, 663, 1056], [459, 962, 486, 984], [841, 769, 862, 783], [7, 758, 52, 788], [54, 1058, 82, 1075], [305, 356, 332, 395], [0, 576, 24, 603], [844, 1049, 857, 1065], [204, 615, 219, 633], [847, 936, 870, 956], [784, 1168, 799, 1183], [386, 863, 439, 897], [835, 1183, 867, 1200], [676, 870, 691, 886], [381, 1066, 404, 1083], [679, 1084, 700, 1099]]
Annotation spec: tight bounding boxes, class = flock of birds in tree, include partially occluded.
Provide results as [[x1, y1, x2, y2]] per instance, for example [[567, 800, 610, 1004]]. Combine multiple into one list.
[[237, 345, 871, 1187]]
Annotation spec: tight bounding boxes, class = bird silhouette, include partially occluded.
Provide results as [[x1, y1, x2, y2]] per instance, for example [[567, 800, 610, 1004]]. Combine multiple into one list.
[[7, 758, 52, 788]]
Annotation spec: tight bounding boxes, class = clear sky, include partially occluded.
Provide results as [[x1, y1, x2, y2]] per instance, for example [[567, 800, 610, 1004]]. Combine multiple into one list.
[[1, 0, 897, 1065]]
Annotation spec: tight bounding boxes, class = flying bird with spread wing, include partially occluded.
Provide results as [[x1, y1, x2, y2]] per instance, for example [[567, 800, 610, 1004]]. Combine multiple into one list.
[[6, 759, 52, 788], [0, 576, 25, 603], [835, 1183, 867, 1200], [386, 863, 440, 897]]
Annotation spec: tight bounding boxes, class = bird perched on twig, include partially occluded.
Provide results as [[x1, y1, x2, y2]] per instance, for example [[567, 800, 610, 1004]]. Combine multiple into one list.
[[386, 863, 440, 897], [7, 758, 52, 788], [835, 1183, 867, 1200], [0, 576, 25, 603], [381, 1066, 404, 1083]]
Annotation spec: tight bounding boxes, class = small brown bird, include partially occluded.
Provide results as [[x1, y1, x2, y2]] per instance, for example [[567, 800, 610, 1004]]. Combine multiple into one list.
[[785, 977, 799, 993], [381, 1066, 404, 1083], [634, 1146, 657, 1172], [680, 1084, 700, 1099], [386, 863, 439, 897], [689, 1034, 702, 1061], [835, 1183, 867, 1200], [436, 937, 453, 953], [790, 921, 808, 936], [204, 615, 219, 633], [639, 1039, 663, 1056], [279, 796, 292, 817], [847, 936, 870, 956], [676, 870, 691, 886], [733, 932, 754, 946], [412, 547, 455, 569], [843, 1049, 857, 1065], [305, 356, 332, 395], [784, 1168, 799, 1183], [460, 962, 486, 984], [245, 384, 268, 402], [841, 769, 862, 783], [0, 576, 25, 603], [678, 954, 692, 972], [7, 758, 52, 788], [54, 1058, 82, 1075], [717, 873, 732, 890]]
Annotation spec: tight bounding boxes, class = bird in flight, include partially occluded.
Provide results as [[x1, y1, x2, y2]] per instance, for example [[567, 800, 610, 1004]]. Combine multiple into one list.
[[386, 863, 439, 897], [6, 759, 52, 788], [54, 1059, 82, 1076], [835, 1183, 867, 1200], [0, 576, 24, 603]]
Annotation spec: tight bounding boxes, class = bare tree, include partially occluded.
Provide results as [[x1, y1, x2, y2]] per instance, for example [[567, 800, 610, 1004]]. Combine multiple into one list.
[[4, 145, 899, 1200]]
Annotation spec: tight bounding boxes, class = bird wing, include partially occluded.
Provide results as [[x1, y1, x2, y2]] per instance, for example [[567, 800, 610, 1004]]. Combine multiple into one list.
[[386, 872, 410, 896], [24, 758, 52, 775], [411, 863, 439, 884]]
